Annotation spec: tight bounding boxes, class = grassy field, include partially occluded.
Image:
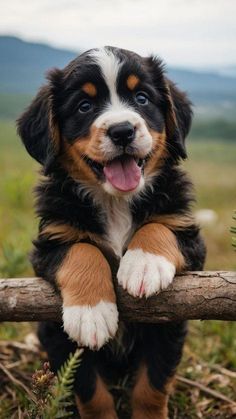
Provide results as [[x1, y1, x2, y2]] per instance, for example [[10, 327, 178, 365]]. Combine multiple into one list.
[[0, 120, 236, 417], [185, 141, 236, 271]]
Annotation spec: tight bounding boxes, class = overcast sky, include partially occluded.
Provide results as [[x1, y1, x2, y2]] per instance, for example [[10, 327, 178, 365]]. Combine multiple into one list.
[[1, 0, 235, 69]]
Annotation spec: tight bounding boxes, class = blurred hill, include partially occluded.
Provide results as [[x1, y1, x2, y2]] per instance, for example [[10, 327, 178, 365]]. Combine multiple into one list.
[[0, 36, 235, 140], [168, 68, 236, 123], [0, 36, 77, 94]]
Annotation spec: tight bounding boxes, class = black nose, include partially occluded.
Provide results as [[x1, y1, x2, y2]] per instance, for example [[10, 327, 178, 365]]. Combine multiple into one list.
[[107, 122, 135, 147]]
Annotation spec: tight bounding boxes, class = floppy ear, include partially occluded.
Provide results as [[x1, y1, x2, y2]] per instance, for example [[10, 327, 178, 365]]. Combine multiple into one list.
[[17, 75, 61, 174], [164, 79, 192, 159], [147, 56, 192, 159]]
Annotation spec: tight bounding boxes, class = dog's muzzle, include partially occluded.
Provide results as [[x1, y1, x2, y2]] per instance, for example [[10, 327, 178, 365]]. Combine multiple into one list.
[[107, 121, 135, 148]]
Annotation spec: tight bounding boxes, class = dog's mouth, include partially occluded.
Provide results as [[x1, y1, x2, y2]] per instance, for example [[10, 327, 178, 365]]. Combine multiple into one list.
[[85, 155, 146, 192]]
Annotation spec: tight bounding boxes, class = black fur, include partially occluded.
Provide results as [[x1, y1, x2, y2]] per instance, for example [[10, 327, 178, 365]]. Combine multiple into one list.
[[17, 46, 206, 417], [17, 86, 58, 174]]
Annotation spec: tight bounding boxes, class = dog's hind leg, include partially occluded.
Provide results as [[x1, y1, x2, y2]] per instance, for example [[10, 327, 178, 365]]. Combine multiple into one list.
[[131, 322, 187, 419], [38, 321, 118, 419]]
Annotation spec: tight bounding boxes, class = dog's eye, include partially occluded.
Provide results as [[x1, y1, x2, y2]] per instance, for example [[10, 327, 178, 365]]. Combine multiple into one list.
[[135, 92, 149, 105], [78, 100, 92, 113]]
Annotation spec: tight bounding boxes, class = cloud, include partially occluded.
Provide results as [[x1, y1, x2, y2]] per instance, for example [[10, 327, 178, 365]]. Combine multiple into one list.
[[0, 0, 236, 68]]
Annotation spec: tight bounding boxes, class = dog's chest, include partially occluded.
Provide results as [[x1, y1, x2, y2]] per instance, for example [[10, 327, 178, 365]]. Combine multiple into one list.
[[104, 199, 133, 258]]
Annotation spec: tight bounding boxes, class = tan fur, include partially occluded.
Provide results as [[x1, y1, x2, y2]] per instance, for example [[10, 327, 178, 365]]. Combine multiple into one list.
[[144, 129, 168, 177], [126, 74, 140, 91], [132, 366, 174, 419], [61, 121, 168, 187], [60, 138, 96, 184], [82, 82, 97, 97], [77, 125, 106, 162], [57, 243, 116, 307], [148, 213, 195, 231], [60, 124, 107, 182], [165, 82, 179, 141], [48, 100, 61, 151], [129, 223, 185, 272], [40, 223, 104, 246], [76, 375, 117, 419]]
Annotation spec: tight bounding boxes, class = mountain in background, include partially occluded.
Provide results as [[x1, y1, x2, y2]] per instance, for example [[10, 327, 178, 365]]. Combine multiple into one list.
[[0, 36, 236, 121], [0, 36, 77, 93], [217, 66, 236, 78]]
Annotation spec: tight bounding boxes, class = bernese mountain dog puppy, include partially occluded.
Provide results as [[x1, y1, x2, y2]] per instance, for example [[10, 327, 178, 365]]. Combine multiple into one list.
[[17, 46, 205, 419]]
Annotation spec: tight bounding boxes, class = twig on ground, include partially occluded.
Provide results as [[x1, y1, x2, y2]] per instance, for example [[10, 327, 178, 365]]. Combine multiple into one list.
[[208, 364, 236, 379], [0, 361, 36, 402], [0, 340, 39, 353], [176, 375, 236, 406]]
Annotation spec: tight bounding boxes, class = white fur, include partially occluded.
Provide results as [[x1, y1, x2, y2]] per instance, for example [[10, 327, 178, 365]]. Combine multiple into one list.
[[90, 47, 123, 108], [103, 196, 133, 257], [76, 185, 134, 256], [96, 109, 153, 161], [63, 300, 119, 350], [117, 249, 176, 298], [90, 48, 153, 179], [84, 189, 133, 257]]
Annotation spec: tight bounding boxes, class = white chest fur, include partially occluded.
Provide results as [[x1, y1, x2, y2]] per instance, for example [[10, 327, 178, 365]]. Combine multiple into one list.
[[103, 197, 133, 258]]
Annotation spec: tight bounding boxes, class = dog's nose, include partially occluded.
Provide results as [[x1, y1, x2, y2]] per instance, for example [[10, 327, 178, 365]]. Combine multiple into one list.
[[107, 122, 135, 147]]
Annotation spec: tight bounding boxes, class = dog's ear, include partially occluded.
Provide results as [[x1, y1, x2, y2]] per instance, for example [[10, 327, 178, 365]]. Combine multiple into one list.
[[147, 56, 192, 159], [17, 70, 62, 173], [164, 79, 192, 159]]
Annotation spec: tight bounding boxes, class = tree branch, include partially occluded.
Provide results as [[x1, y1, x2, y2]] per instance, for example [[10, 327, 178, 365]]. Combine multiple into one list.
[[0, 272, 236, 322]]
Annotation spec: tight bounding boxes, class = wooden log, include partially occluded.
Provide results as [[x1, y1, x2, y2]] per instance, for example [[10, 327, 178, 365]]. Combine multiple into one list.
[[0, 272, 236, 323]]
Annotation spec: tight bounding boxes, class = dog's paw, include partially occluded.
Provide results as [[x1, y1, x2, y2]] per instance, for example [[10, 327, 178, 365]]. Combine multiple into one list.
[[62, 301, 119, 350], [117, 249, 175, 298]]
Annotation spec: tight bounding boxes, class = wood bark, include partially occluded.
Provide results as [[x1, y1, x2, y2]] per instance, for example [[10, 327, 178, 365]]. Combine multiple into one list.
[[0, 272, 236, 323]]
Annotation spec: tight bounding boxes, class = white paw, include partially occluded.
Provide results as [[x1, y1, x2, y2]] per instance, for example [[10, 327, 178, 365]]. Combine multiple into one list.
[[62, 301, 119, 350], [117, 249, 176, 298]]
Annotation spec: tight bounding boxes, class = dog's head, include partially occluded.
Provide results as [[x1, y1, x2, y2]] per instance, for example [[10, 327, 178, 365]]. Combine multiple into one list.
[[17, 46, 192, 197]]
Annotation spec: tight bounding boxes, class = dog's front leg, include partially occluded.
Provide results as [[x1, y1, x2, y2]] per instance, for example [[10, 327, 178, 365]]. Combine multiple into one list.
[[118, 222, 185, 298], [57, 242, 119, 350]]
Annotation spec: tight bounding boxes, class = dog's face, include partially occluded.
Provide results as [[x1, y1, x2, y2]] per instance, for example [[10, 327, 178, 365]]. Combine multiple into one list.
[[17, 46, 192, 197]]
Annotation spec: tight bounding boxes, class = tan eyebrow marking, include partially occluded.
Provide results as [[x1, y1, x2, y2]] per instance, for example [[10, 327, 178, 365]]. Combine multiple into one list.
[[82, 82, 97, 97], [126, 74, 140, 90]]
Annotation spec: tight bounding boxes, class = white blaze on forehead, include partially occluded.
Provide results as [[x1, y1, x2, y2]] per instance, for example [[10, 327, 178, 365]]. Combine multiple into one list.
[[89, 47, 124, 108], [89, 47, 153, 176]]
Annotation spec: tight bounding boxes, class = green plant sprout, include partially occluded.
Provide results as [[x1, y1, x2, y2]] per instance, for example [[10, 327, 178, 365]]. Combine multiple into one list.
[[28, 349, 83, 418]]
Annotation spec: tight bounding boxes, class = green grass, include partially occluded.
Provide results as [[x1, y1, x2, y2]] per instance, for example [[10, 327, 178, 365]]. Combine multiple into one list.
[[0, 93, 32, 120], [186, 139, 236, 271], [0, 120, 37, 277], [191, 118, 236, 141], [0, 120, 235, 416]]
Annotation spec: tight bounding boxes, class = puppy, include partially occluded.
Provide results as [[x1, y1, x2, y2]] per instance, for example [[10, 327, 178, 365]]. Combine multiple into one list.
[[17, 46, 205, 419]]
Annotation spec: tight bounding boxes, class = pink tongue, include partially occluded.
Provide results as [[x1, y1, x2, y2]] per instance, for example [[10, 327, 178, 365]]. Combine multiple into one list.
[[103, 156, 141, 192]]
